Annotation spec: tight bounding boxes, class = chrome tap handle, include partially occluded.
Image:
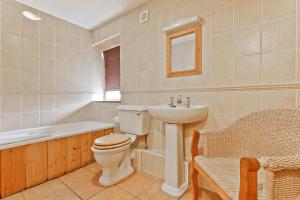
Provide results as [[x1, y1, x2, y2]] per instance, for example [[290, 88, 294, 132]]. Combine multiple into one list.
[[186, 97, 191, 108], [169, 97, 176, 107]]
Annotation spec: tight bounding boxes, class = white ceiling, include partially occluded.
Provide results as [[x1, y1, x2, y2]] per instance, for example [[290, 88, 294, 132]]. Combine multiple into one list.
[[16, 0, 149, 30]]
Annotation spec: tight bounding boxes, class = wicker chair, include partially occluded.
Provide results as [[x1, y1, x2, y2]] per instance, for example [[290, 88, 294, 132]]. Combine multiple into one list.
[[190, 109, 300, 200]]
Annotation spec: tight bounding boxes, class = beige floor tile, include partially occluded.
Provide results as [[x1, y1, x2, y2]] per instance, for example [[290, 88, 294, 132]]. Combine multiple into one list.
[[22, 179, 67, 200], [117, 173, 157, 196], [138, 182, 177, 200], [86, 162, 102, 174], [45, 188, 80, 200], [59, 168, 106, 199], [2, 193, 24, 200], [179, 192, 192, 200], [89, 186, 134, 200]]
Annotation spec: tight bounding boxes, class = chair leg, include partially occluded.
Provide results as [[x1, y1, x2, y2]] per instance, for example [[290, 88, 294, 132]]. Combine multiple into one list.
[[191, 164, 201, 200]]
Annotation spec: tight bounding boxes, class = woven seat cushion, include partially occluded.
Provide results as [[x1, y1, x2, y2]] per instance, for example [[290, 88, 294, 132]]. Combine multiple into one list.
[[195, 156, 265, 200]]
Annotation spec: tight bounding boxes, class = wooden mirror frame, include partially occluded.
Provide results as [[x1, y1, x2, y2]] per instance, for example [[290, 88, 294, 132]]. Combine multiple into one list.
[[166, 24, 202, 78]]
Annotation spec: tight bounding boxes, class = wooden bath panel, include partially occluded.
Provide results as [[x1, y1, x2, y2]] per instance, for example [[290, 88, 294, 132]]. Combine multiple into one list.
[[0, 128, 113, 198]]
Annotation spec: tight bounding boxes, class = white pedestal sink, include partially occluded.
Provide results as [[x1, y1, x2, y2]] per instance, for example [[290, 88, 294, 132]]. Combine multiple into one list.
[[148, 105, 208, 197]]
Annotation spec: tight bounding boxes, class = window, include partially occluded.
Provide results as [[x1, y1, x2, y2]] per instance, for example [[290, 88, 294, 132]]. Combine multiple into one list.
[[103, 46, 121, 101]]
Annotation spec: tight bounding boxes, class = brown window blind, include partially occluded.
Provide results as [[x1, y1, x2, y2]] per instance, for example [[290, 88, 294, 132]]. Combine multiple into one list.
[[103, 46, 120, 91]]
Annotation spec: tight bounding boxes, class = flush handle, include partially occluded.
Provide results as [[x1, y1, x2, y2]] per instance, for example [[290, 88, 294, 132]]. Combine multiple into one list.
[[136, 112, 142, 116]]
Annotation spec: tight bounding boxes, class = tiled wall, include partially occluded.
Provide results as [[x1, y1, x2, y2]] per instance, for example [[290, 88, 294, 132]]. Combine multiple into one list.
[[92, 0, 300, 159], [1, 0, 300, 160], [0, 0, 102, 131]]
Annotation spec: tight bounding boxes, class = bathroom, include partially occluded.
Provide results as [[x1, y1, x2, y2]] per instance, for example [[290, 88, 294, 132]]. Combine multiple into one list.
[[0, 0, 299, 199]]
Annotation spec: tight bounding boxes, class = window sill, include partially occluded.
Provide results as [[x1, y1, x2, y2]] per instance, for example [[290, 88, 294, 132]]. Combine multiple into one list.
[[93, 100, 121, 103]]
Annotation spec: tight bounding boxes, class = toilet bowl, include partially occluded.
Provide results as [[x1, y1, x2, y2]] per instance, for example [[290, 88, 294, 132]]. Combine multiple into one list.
[[92, 134, 134, 186], [92, 105, 151, 186]]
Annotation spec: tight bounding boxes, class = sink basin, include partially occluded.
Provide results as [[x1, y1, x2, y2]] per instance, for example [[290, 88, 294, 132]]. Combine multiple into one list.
[[148, 105, 208, 124], [148, 104, 209, 197]]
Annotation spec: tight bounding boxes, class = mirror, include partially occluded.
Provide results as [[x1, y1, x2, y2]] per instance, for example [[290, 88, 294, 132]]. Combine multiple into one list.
[[166, 25, 202, 78]]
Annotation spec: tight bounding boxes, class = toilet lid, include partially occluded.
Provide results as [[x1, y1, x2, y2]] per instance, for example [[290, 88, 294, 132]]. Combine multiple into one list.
[[93, 139, 131, 150], [94, 134, 130, 146]]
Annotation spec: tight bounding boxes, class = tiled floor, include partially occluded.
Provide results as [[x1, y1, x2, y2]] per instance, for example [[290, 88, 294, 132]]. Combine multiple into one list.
[[3, 163, 192, 200]]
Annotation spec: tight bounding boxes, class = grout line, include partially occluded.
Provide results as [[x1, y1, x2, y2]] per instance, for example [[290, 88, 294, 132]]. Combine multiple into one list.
[[20, 191, 26, 200], [296, 0, 299, 82], [262, 14, 297, 24], [232, 0, 235, 116], [296, 0, 299, 108], [20, 4, 24, 130], [84, 165, 99, 174], [260, 0, 263, 84], [86, 187, 110, 200], [115, 184, 141, 197], [260, 0, 263, 111], [209, 0, 212, 88], [59, 178, 85, 200], [38, 9, 41, 128], [115, 173, 158, 198]]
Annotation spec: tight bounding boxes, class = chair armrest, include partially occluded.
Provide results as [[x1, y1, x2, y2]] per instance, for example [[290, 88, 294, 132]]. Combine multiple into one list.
[[259, 154, 300, 171], [191, 130, 200, 159], [239, 157, 260, 200]]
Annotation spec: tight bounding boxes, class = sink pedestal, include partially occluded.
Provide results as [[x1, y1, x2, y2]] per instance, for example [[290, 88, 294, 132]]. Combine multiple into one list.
[[161, 123, 188, 197], [148, 104, 208, 197]]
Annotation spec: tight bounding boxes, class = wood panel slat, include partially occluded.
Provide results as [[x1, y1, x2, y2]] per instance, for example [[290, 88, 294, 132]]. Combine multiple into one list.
[[25, 142, 48, 188], [47, 138, 67, 180], [66, 135, 81, 172], [105, 128, 114, 135], [0, 151, 1, 198], [0, 146, 26, 198], [93, 130, 106, 141], [80, 132, 93, 166]]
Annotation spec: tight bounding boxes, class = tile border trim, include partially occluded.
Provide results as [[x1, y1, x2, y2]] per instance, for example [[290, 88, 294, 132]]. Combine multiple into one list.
[[121, 83, 300, 94]]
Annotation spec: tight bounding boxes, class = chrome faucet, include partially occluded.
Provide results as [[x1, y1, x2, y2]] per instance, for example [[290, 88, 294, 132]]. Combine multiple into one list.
[[169, 95, 191, 108], [185, 97, 191, 108], [177, 95, 183, 105], [169, 97, 176, 107]]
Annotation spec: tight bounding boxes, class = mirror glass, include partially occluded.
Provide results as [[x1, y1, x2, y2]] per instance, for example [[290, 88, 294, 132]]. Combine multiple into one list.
[[166, 24, 201, 78], [171, 33, 195, 72]]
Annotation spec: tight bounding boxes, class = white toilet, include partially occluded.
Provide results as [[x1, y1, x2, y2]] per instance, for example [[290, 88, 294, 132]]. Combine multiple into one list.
[[92, 105, 150, 186]]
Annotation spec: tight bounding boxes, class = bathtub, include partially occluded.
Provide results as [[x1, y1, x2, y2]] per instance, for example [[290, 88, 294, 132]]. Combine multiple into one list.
[[0, 121, 115, 150]]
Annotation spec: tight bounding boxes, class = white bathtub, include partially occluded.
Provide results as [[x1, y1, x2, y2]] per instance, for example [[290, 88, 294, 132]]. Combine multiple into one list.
[[0, 121, 115, 150]]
